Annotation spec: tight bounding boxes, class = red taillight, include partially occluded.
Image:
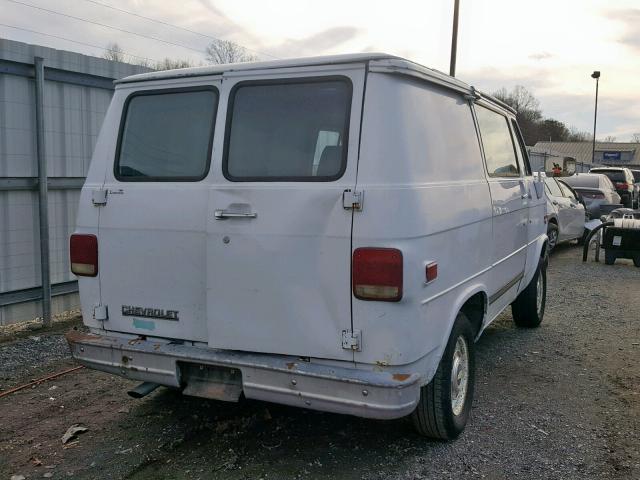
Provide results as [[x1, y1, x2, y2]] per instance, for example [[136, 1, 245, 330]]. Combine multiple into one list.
[[615, 182, 629, 190], [70, 234, 98, 277], [353, 247, 403, 302]]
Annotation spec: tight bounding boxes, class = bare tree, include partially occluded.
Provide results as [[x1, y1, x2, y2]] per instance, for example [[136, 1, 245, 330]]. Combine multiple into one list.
[[566, 127, 592, 142], [493, 86, 542, 145], [155, 58, 195, 70], [205, 39, 257, 64], [493, 86, 541, 118], [630, 133, 640, 143], [102, 42, 196, 71], [603, 135, 617, 142], [103, 42, 126, 62]]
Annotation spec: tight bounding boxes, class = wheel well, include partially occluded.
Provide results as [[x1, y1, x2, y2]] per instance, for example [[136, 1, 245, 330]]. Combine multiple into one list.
[[460, 292, 486, 338], [547, 217, 558, 226]]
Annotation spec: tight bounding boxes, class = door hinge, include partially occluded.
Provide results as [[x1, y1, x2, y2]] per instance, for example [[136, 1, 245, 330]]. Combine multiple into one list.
[[93, 305, 108, 321], [92, 188, 108, 206], [341, 329, 362, 351], [342, 189, 364, 211], [464, 86, 482, 103]]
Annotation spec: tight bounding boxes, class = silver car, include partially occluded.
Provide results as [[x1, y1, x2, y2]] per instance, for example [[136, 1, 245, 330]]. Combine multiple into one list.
[[544, 176, 586, 251], [561, 173, 622, 219]]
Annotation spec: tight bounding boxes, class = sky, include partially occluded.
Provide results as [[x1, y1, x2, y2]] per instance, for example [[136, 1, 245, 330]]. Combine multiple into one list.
[[2, 0, 639, 140]]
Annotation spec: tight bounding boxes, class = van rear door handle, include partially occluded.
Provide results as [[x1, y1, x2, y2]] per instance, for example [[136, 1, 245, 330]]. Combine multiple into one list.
[[214, 210, 257, 220], [214, 203, 257, 220]]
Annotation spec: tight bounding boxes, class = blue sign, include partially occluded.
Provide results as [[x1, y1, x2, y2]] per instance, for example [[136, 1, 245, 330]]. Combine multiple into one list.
[[602, 151, 621, 161]]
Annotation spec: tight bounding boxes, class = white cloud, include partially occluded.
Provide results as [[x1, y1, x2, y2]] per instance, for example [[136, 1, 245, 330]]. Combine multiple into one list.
[[1, 0, 638, 139]]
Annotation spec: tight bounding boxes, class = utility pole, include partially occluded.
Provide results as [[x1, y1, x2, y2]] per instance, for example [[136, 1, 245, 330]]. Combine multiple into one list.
[[591, 71, 600, 163], [449, 0, 460, 77]]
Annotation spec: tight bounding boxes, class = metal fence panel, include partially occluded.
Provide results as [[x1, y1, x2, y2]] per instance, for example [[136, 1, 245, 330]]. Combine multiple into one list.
[[0, 38, 150, 325]]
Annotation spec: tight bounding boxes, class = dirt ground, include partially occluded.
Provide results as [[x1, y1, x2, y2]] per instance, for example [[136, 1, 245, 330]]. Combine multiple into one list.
[[1, 244, 639, 480]]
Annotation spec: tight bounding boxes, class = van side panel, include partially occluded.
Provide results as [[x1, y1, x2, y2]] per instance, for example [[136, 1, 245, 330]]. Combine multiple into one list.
[[352, 73, 492, 369]]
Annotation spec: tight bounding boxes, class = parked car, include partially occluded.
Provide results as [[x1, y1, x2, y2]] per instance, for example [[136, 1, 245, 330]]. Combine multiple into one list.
[[66, 53, 548, 441], [589, 167, 637, 208], [630, 169, 640, 208], [543, 176, 586, 251], [562, 173, 622, 219]]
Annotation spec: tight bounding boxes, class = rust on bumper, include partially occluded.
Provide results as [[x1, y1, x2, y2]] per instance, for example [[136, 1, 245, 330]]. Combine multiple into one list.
[[65, 330, 421, 420]]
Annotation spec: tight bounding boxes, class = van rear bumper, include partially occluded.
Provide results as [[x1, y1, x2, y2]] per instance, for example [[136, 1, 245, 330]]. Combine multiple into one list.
[[66, 330, 421, 420]]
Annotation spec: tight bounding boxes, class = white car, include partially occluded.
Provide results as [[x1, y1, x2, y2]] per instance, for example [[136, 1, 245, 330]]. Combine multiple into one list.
[[543, 176, 586, 251], [67, 53, 548, 440]]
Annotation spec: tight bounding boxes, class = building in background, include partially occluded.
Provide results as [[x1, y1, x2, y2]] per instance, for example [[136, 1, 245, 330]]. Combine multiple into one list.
[[0, 38, 150, 326], [533, 141, 640, 168]]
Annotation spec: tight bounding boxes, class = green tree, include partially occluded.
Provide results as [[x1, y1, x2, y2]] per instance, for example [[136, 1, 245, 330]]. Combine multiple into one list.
[[538, 119, 570, 142]]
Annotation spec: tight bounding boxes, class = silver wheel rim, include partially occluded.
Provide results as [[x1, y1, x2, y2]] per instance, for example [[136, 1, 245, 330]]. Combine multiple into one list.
[[548, 229, 557, 249], [536, 273, 544, 316], [450, 336, 469, 416]]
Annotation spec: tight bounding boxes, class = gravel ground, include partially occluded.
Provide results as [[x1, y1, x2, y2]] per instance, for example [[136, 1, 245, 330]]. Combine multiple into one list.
[[0, 244, 638, 480], [0, 334, 72, 388]]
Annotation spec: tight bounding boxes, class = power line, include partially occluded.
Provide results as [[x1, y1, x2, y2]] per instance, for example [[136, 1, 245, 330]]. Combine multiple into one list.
[[0, 22, 160, 63], [79, 0, 278, 59], [5, 0, 206, 55]]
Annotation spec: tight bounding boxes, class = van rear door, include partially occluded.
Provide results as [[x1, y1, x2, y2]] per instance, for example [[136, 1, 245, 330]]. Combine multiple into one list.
[[206, 68, 365, 360], [98, 83, 220, 342]]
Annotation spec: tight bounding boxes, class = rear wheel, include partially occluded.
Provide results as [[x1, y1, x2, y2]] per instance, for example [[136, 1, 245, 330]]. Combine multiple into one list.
[[410, 312, 475, 440], [546, 223, 559, 253], [512, 257, 546, 328], [633, 255, 640, 267]]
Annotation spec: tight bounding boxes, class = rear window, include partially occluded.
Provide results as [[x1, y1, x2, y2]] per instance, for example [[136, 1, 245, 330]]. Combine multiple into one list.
[[475, 106, 520, 177], [224, 78, 352, 181], [591, 169, 626, 183], [115, 88, 218, 181], [631, 170, 640, 182]]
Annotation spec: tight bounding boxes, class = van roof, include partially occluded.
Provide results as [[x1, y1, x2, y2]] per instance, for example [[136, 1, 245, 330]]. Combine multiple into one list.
[[115, 52, 516, 115]]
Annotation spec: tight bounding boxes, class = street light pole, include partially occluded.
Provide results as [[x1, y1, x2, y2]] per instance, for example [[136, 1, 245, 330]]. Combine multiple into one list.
[[449, 0, 460, 77], [591, 71, 600, 163]]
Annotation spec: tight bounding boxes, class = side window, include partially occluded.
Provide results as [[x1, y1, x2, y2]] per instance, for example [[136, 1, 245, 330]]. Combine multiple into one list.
[[115, 88, 218, 181], [224, 78, 352, 181], [544, 178, 563, 197], [475, 105, 520, 178], [510, 119, 532, 175]]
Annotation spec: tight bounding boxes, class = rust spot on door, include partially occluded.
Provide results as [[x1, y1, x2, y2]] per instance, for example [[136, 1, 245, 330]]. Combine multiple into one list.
[[392, 373, 410, 381]]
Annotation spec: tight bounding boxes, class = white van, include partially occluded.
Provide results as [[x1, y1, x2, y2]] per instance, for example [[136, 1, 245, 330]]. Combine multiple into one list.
[[67, 53, 548, 440]]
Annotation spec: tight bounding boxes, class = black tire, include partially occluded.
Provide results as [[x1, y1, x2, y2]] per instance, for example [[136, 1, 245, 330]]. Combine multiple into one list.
[[512, 257, 546, 328], [546, 223, 559, 254], [411, 312, 475, 440], [604, 250, 616, 265], [633, 255, 640, 268]]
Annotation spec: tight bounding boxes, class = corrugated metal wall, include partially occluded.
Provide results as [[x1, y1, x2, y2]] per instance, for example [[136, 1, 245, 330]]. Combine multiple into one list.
[[0, 39, 150, 325]]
